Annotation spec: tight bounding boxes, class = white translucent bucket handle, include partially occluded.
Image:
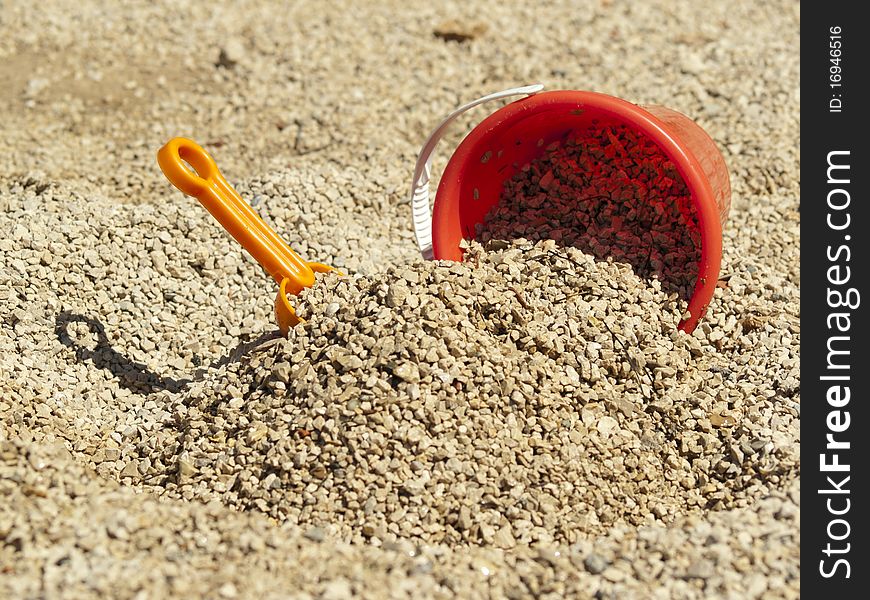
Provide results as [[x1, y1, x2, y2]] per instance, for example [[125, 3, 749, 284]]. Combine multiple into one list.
[[410, 84, 545, 259]]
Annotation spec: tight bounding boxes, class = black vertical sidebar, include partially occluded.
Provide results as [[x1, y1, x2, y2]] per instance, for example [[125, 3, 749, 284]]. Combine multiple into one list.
[[802, 3, 870, 596]]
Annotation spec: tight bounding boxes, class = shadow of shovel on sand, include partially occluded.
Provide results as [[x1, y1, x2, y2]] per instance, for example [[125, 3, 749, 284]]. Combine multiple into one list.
[[55, 311, 191, 394]]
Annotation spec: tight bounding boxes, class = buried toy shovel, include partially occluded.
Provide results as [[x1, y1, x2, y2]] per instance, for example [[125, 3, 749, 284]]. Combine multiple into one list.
[[157, 137, 335, 334]]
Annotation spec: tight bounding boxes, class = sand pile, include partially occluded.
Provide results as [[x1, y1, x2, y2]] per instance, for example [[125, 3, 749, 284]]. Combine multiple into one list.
[[106, 238, 797, 552], [2, 0, 799, 597], [131, 243, 689, 545]]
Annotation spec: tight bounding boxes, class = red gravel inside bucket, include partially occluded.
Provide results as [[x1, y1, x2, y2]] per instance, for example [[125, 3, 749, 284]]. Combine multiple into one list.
[[476, 122, 701, 301]]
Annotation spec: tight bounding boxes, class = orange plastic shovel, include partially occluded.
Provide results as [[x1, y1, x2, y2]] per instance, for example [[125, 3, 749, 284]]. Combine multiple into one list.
[[157, 137, 334, 334]]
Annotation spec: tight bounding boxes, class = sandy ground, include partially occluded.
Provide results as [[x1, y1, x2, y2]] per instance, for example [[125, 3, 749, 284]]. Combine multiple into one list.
[[1, 0, 799, 598]]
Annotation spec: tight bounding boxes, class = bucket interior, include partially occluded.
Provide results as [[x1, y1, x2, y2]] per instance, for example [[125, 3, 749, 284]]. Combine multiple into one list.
[[452, 106, 612, 237], [436, 100, 702, 302]]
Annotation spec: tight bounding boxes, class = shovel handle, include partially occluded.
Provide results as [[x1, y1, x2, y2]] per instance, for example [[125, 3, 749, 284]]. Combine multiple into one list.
[[157, 137, 316, 295]]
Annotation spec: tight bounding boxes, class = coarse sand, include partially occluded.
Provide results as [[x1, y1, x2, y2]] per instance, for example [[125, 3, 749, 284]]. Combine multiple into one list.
[[2, 1, 799, 598]]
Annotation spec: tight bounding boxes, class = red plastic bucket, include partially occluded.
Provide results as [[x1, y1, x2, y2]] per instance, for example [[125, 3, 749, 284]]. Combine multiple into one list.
[[427, 90, 731, 332]]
